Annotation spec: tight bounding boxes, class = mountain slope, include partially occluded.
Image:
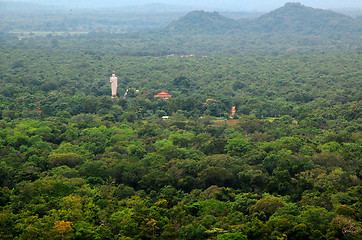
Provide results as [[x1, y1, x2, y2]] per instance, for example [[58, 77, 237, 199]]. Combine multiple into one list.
[[253, 2, 356, 34], [166, 10, 242, 34], [164, 3, 360, 37]]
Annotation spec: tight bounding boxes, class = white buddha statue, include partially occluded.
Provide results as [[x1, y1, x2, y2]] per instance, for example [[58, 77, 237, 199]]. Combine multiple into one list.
[[110, 72, 118, 98]]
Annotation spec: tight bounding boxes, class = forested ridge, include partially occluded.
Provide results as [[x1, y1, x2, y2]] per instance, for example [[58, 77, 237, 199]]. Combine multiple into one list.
[[1, 2, 362, 55], [0, 2, 361, 240]]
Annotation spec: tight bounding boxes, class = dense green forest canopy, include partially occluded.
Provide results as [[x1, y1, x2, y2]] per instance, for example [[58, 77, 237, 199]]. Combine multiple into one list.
[[0, 2, 361, 240], [0, 48, 361, 239], [0, 50, 361, 119]]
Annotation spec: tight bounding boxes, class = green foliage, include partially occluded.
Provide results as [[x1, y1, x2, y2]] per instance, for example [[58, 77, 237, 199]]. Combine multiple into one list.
[[217, 232, 247, 240], [225, 137, 251, 156], [179, 224, 207, 240], [0, 21, 360, 239], [250, 196, 286, 219], [232, 193, 261, 214], [49, 153, 85, 168]]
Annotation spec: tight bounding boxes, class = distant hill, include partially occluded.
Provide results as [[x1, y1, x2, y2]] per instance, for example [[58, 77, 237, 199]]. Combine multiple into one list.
[[166, 10, 242, 34], [165, 3, 360, 37], [253, 2, 356, 34]]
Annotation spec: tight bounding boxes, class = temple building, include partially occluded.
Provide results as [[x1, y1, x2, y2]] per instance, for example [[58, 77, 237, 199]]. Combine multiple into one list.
[[154, 91, 172, 99]]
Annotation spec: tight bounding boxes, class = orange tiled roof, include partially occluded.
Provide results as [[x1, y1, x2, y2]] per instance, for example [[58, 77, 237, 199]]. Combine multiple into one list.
[[154, 91, 172, 98]]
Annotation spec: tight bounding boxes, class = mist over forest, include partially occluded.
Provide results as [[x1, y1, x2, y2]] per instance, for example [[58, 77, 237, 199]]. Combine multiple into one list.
[[0, 1, 361, 240]]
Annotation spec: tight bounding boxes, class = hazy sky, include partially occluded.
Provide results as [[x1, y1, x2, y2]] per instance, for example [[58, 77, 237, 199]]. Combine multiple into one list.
[[3, 0, 362, 11], [150, 0, 362, 11]]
